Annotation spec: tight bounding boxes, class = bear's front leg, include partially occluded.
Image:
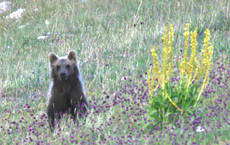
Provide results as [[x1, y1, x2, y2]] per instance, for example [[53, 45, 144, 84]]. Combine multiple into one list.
[[47, 104, 55, 132]]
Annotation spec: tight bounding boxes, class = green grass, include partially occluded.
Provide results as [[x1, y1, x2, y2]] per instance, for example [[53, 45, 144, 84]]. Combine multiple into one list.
[[0, 0, 230, 144]]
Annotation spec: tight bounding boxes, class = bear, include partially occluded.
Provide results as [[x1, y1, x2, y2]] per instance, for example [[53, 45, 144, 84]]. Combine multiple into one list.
[[47, 50, 89, 132]]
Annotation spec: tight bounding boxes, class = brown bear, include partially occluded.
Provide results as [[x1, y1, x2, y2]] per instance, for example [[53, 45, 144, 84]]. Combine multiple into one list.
[[47, 50, 89, 131]]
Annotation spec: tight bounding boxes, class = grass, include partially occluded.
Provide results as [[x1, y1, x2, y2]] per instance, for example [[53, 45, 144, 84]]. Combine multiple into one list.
[[0, 0, 230, 144]]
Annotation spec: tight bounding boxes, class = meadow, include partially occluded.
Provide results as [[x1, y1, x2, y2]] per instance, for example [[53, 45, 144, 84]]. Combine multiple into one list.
[[0, 0, 230, 144]]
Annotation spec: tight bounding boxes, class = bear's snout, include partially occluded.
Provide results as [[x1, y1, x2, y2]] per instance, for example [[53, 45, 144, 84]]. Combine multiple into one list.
[[60, 72, 68, 80]]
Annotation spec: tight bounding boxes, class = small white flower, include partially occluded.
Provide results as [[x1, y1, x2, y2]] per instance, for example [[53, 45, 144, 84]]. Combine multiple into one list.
[[196, 126, 205, 132], [65, 131, 70, 136], [37, 35, 49, 40], [121, 76, 128, 81], [45, 20, 49, 25], [6, 8, 25, 19]]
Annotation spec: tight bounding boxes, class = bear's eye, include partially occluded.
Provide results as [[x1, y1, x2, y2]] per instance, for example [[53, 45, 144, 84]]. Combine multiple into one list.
[[56, 65, 60, 70], [66, 64, 70, 69]]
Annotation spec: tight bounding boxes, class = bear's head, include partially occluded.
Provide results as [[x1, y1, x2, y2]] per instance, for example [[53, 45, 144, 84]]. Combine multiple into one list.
[[49, 51, 78, 81]]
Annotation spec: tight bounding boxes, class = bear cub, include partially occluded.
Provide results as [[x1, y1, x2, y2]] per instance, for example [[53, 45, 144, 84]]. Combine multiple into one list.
[[47, 50, 89, 131]]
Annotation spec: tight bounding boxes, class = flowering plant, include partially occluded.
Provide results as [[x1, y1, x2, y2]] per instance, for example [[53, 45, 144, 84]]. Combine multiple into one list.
[[147, 24, 214, 128]]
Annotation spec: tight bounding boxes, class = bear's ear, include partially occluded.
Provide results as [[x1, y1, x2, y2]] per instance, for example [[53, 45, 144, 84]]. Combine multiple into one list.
[[49, 52, 58, 64], [68, 50, 76, 62]]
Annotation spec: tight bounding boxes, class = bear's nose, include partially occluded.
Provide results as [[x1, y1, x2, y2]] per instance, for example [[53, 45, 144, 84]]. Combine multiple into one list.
[[60, 73, 66, 78]]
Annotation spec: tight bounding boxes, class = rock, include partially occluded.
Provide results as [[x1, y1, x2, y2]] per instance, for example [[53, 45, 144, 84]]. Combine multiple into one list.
[[6, 8, 25, 20], [0, 1, 11, 14]]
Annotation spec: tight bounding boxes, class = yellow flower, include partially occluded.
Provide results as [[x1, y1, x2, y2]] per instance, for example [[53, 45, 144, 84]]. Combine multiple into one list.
[[187, 28, 198, 87], [148, 47, 161, 95], [199, 28, 211, 79], [189, 28, 197, 69], [195, 29, 214, 106], [179, 23, 190, 84], [148, 24, 214, 110]]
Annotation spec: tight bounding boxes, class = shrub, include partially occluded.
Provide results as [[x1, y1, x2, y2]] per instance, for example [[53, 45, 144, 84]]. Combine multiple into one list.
[[147, 24, 214, 128]]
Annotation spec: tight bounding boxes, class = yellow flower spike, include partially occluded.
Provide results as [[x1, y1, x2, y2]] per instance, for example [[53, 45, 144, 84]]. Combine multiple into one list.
[[179, 60, 185, 84], [148, 46, 162, 95], [192, 53, 201, 82], [190, 28, 198, 68], [204, 29, 210, 49], [194, 29, 213, 107], [179, 23, 190, 85], [187, 28, 198, 88], [151, 47, 161, 91], [199, 28, 211, 80], [208, 44, 214, 62]]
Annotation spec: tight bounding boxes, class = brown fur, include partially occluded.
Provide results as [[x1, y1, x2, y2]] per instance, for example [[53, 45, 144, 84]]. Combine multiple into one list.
[[47, 50, 88, 131]]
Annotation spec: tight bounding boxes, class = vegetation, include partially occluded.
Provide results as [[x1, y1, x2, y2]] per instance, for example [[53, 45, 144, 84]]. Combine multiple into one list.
[[147, 24, 214, 127]]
